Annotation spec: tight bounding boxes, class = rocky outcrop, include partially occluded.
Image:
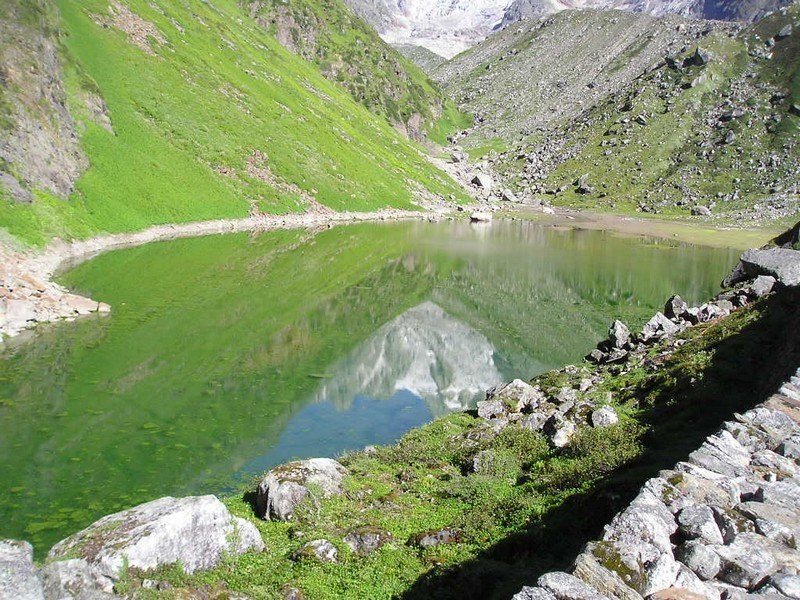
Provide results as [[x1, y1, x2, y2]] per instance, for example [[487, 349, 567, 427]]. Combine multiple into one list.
[[48, 496, 263, 584], [256, 458, 348, 521], [515, 369, 800, 599], [0, 540, 44, 600]]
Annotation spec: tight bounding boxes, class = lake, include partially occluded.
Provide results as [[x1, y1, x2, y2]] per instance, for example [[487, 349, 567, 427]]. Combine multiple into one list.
[[0, 218, 739, 553]]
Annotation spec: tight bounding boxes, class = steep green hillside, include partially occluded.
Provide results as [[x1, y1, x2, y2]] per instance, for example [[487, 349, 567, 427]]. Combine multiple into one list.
[[244, 0, 457, 139], [0, 0, 465, 247]]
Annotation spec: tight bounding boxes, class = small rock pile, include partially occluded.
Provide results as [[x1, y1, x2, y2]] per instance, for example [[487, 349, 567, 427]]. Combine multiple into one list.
[[476, 375, 618, 449], [0, 261, 111, 339], [514, 368, 800, 600]]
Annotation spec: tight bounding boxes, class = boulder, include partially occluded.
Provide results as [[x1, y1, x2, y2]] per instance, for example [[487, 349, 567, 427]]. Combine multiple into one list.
[[292, 539, 338, 563], [39, 558, 115, 599], [739, 501, 800, 547], [591, 406, 619, 429], [691, 206, 712, 217], [471, 173, 493, 191], [0, 540, 44, 600], [257, 459, 347, 521], [776, 24, 793, 40], [609, 320, 631, 349], [713, 534, 778, 590], [408, 528, 461, 548], [755, 480, 800, 511], [576, 174, 594, 195], [641, 312, 680, 342], [48, 496, 263, 581], [470, 211, 493, 223], [543, 413, 576, 448], [676, 540, 721, 581], [589, 540, 679, 597], [513, 587, 557, 600], [537, 571, 607, 600], [572, 548, 644, 600], [344, 526, 392, 557], [478, 398, 511, 421], [502, 189, 519, 202], [450, 150, 468, 163], [664, 295, 689, 321], [677, 505, 724, 545], [604, 503, 677, 555], [687, 431, 751, 478], [740, 248, 800, 287], [486, 379, 544, 413], [770, 574, 800, 599]]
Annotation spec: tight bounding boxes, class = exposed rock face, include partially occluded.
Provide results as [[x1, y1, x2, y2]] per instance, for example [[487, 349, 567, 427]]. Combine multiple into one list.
[[514, 368, 800, 600], [0, 540, 44, 600], [740, 248, 800, 287], [256, 458, 348, 521], [48, 496, 264, 582], [0, 2, 87, 202]]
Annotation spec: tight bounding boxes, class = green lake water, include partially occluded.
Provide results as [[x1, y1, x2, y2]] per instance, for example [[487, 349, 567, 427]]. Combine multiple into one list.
[[0, 219, 739, 554]]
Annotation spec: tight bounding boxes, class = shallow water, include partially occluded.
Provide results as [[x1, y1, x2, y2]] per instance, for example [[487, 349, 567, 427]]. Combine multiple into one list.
[[0, 219, 738, 553]]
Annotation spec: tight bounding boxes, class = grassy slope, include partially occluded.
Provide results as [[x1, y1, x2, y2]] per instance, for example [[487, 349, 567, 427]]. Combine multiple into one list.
[[116, 282, 800, 599], [0, 0, 466, 247], [244, 0, 455, 132]]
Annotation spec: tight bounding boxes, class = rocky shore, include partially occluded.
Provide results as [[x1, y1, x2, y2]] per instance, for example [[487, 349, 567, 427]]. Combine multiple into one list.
[[0, 208, 432, 341]]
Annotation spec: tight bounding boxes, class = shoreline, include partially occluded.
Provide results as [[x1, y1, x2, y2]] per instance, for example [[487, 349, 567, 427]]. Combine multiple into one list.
[[0, 205, 782, 341]]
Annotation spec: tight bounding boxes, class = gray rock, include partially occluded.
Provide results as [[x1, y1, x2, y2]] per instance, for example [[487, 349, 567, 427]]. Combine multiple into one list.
[[756, 480, 800, 511], [573, 547, 644, 600], [471, 173, 493, 191], [740, 248, 800, 287], [677, 540, 721, 581], [609, 320, 631, 349], [292, 539, 338, 563], [486, 379, 545, 413], [672, 563, 721, 598], [692, 206, 712, 216], [778, 434, 800, 460], [678, 505, 724, 545], [714, 534, 779, 590], [502, 188, 519, 202], [478, 398, 511, 421], [543, 413, 576, 448], [538, 571, 608, 600], [450, 150, 468, 163], [48, 496, 263, 582], [662, 468, 737, 509], [688, 431, 751, 478], [344, 527, 392, 556], [591, 406, 619, 428], [470, 211, 493, 223], [576, 174, 594, 194], [712, 506, 756, 544], [689, 47, 711, 66], [513, 587, 557, 600], [604, 503, 677, 555], [409, 528, 461, 548], [770, 574, 800, 599], [737, 408, 799, 444], [0, 540, 44, 600], [589, 540, 679, 597], [751, 449, 798, 479], [257, 458, 348, 521], [665, 295, 689, 321], [642, 312, 680, 342], [40, 559, 115, 599], [751, 276, 777, 297], [776, 24, 793, 40]]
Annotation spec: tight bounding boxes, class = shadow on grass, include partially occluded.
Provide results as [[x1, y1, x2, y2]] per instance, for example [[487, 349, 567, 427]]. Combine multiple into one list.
[[400, 287, 800, 600]]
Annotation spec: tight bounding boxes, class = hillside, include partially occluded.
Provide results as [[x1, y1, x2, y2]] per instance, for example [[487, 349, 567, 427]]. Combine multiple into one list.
[[244, 0, 453, 139], [436, 6, 800, 218], [0, 0, 466, 248]]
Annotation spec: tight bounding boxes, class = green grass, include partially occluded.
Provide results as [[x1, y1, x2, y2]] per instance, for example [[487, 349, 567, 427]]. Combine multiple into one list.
[[427, 100, 474, 146], [0, 0, 466, 247], [116, 283, 800, 599]]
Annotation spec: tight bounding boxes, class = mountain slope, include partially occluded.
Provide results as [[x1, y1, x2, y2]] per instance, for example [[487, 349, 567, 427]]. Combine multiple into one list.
[[0, 0, 466, 247], [439, 6, 800, 217], [244, 0, 451, 138], [343, 0, 795, 61]]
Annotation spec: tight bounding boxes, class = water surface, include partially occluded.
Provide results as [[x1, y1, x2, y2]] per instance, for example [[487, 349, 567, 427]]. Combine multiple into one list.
[[0, 219, 738, 552]]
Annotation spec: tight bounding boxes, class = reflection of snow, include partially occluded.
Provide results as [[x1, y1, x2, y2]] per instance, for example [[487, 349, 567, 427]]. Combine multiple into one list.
[[315, 301, 505, 416]]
